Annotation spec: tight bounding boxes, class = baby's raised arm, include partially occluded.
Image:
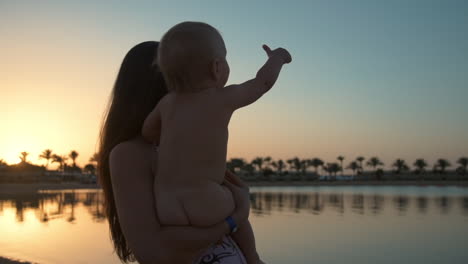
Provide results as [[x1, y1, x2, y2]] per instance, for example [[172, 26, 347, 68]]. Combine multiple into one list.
[[222, 45, 292, 110]]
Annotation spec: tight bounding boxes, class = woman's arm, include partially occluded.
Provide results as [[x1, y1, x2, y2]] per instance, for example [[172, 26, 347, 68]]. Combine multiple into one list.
[[109, 141, 250, 263]]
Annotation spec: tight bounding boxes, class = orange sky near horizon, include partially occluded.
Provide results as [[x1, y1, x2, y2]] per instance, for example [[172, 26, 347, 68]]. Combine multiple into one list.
[[1, 1, 467, 171]]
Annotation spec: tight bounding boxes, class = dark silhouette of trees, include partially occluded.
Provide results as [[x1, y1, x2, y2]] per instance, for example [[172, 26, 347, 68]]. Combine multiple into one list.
[[436, 159, 451, 174], [271, 159, 286, 176], [347, 161, 360, 176], [287, 157, 302, 175], [84, 164, 96, 174], [19, 152, 29, 163], [337, 156, 345, 176], [457, 157, 468, 176], [367, 157, 384, 171], [367, 157, 384, 180], [89, 153, 98, 164], [356, 156, 365, 174], [309, 158, 324, 175], [227, 158, 247, 172], [414, 159, 428, 174], [52, 154, 68, 171], [242, 163, 255, 177], [69, 150, 79, 167], [435, 159, 451, 180], [251, 157, 265, 173], [4, 149, 468, 184], [392, 159, 409, 174], [39, 149, 53, 169], [323, 162, 341, 179], [251, 156, 273, 180], [0, 159, 7, 170]]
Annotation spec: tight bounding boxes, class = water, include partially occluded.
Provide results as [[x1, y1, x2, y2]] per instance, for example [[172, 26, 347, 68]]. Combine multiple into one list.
[[1, 186, 467, 264]]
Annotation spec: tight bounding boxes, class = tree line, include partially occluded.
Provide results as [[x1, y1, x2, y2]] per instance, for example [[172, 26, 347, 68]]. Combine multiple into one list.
[[227, 156, 468, 179], [0, 149, 98, 175], [1, 151, 467, 179]]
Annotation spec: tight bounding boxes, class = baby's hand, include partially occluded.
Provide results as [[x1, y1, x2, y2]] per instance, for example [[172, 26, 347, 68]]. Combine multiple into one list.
[[262, 44, 292, 64]]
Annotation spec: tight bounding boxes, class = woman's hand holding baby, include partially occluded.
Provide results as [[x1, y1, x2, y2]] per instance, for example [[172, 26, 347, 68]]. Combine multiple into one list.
[[223, 171, 251, 224]]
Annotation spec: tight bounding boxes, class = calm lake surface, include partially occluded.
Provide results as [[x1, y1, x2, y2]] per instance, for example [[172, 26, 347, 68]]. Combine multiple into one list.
[[1, 186, 468, 264]]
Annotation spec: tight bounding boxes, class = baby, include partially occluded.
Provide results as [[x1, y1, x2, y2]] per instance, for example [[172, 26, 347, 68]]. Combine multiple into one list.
[[143, 21, 291, 263]]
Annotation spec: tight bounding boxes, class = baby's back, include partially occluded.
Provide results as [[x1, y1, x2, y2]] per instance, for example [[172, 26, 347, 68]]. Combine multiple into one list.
[[156, 88, 231, 185], [154, 88, 235, 227]]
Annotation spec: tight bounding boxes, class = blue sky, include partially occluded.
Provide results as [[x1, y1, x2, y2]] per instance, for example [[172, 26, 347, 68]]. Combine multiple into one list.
[[1, 0, 467, 167]]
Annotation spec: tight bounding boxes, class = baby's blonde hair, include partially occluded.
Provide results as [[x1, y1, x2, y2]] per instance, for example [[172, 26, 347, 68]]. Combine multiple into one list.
[[157, 21, 225, 93]]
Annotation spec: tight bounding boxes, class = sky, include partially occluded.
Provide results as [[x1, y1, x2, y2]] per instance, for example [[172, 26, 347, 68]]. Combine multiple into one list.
[[1, 0, 467, 170]]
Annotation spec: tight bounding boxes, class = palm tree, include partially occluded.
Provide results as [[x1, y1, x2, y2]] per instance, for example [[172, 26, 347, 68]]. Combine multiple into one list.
[[89, 153, 99, 164], [19, 151, 29, 163], [263, 156, 272, 168], [299, 159, 313, 180], [356, 156, 365, 174], [286, 157, 303, 180], [367, 157, 383, 170], [39, 149, 53, 169], [251, 157, 265, 173], [337, 156, 345, 176], [69, 150, 79, 167], [84, 164, 96, 174], [413, 159, 428, 174], [0, 159, 7, 168], [227, 158, 247, 172], [251, 157, 272, 180], [367, 157, 384, 177], [457, 157, 468, 176], [271, 159, 286, 175], [330, 163, 341, 177], [435, 159, 451, 174], [242, 163, 255, 177], [323, 162, 341, 179], [322, 163, 331, 177], [52, 154, 68, 171], [347, 161, 360, 176], [287, 157, 303, 174], [392, 159, 409, 174], [309, 158, 324, 175]]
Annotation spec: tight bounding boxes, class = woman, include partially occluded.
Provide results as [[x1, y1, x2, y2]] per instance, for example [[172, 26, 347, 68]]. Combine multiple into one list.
[[97, 41, 250, 264]]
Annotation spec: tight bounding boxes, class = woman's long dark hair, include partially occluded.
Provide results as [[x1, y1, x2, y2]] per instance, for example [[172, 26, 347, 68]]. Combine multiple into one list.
[[98, 41, 167, 262]]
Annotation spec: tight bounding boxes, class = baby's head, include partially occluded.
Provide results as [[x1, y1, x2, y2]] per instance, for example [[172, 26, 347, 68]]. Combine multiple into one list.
[[157, 22, 229, 93]]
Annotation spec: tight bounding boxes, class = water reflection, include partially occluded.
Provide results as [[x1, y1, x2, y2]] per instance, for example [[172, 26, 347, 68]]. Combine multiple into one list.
[[250, 190, 468, 216], [0, 189, 105, 224], [1, 188, 468, 224], [462, 197, 468, 214], [416, 196, 428, 213]]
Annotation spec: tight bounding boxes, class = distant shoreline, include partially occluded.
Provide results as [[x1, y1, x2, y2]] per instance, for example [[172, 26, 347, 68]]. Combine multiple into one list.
[[0, 256, 37, 264], [0, 182, 100, 194], [247, 180, 468, 187], [0, 180, 467, 194]]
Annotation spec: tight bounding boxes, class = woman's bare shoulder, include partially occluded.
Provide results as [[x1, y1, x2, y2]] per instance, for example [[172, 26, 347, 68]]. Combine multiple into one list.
[[111, 138, 151, 160], [109, 138, 153, 180]]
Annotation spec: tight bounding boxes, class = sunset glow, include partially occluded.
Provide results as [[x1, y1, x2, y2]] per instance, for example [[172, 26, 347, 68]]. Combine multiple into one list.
[[1, 1, 467, 169]]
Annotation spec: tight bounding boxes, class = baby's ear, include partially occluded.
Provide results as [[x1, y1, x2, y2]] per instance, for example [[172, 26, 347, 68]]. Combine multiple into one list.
[[210, 58, 220, 82]]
